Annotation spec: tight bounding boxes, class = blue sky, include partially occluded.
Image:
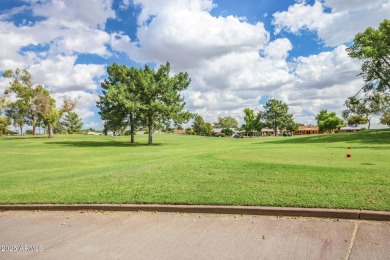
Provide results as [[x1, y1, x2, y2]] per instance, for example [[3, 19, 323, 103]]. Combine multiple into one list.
[[0, 0, 389, 130]]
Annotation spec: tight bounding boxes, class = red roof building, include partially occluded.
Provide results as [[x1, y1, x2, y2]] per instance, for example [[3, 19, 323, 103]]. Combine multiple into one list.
[[295, 126, 319, 135]]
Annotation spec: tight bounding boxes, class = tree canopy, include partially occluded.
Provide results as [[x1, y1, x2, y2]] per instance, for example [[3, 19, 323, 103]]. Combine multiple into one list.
[[97, 64, 142, 142], [380, 108, 390, 126], [97, 62, 191, 144], [262, 99, 295, 136], [242, 108, 261, 136], [213, 116, 238, 129], [63, 112, 83, 134], [2, 68, 76, 138], [316, 109, 344, 133], [347, 19, 390, 92], [342, 91, 388, 129], [192, 114, 212, 136]]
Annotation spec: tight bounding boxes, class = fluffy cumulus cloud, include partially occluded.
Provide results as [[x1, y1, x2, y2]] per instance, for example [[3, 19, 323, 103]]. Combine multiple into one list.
[[112, 0, 268, 68], [112, 0, 295, 123], [0, 0, 114, 126], [273, 46, 364, 123], [273, 0, 390, 46], [28, 55, 106, 92], [53, 91, 99, 120]]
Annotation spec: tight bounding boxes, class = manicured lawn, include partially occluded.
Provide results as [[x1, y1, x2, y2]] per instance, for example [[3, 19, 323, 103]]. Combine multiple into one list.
[[0, 130, 389, 210]]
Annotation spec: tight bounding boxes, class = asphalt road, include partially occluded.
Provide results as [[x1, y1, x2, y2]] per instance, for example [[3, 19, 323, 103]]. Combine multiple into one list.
[[0, 210, 389, 259]]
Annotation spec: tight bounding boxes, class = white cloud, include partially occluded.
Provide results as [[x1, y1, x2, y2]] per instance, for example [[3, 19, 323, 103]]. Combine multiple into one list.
[[28, 55, 106, 92], [0, 0, 114, 70], [271, 46, 364, 122], [273, 0, 390, 46], [111, 0, 268, 68], [54, 91, 99, 120], [293, 45, 361, 89], [31, 0, 115, 29]]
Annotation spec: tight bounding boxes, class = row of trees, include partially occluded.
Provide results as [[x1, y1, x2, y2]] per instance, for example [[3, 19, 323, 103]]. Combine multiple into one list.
[[97, 62, 191, 144], [0, 69, 80, 137], [189, 99, 298, 137]]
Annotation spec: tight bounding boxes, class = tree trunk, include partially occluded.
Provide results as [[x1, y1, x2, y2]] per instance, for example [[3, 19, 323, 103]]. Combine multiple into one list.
[[148, 118, 153, 145], [274, 115, 277, 136], [368, 119, 371, 130], [148, 126, 153, 144], [130, 114, 135, 143], [32, 122, 36, 135], [19, 125, 23, 135], [48, 124, 54, 138]]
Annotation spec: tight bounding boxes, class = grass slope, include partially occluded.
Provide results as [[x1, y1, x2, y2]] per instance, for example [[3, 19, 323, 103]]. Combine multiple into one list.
[[0, 130, 389, 210]]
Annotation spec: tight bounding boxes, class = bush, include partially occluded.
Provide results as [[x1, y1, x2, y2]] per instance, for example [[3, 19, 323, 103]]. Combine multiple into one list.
[[221, 128, 233, 136], [124, 130, 136, 136]]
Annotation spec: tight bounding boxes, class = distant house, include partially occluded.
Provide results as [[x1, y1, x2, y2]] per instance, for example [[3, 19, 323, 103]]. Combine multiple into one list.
[[213, 128, 238, 136], [175, 129, 186, 134], [338, 126, 362, 133], [261, 128, 275, 136], [295, 126, 319, 135]]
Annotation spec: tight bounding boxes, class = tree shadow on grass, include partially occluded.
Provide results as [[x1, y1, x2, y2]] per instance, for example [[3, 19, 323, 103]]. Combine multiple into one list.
[[44, 141, 163, 148], [0, 136, 47, 140], [259, 129, 390, 145]]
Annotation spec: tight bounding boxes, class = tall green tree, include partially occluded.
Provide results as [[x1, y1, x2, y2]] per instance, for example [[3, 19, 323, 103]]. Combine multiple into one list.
[[98, 64, 143, 142], [262, 99, 295, 136], [346, 19, 390, 92], [213, 116, 238, 129], [342, 91, 388, 130], [62, 112, 83, 134], [140, 63, 191, 144], [316, 109, 344, 133], [192, 114, 208, 136]]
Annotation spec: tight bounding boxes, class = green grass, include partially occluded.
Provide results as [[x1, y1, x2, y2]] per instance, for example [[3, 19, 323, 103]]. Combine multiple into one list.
[[0, 130, 389, 210]]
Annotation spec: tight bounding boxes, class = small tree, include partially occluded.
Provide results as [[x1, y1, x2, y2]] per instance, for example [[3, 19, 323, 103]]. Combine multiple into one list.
[[213, 116, 238, 129], [380, 108, 390, 126], [221, 128, 234, 136], [192, 114, 207, 136], [316, 109, 344, 133], [0, 117, 11, 136], [0, 92, 10, 136], [342, 91, 388, 130], [242, 108, 255, 136], [63, 112, 83, 134], [185, 127, 194, 135], [36, 93, 76, 138], [262, 99, 295, 136], [346, 115, 368, 127]]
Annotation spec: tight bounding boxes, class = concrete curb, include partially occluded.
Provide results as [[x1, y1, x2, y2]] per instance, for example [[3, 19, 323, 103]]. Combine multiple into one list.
[[0, 204, 389, 221], [0, 204, 390, 221]]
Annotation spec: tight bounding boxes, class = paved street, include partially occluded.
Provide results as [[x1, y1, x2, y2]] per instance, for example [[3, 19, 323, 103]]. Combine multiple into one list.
[[0, 210, 389, 259]]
